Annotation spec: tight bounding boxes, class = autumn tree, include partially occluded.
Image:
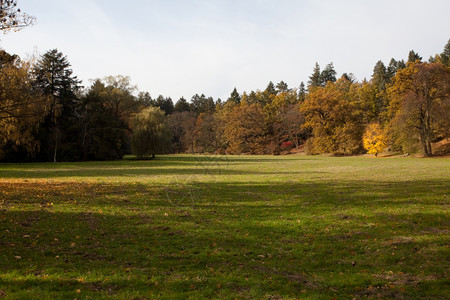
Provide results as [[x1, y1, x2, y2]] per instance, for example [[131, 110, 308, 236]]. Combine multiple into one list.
[[301, 78, 364, 155], [274, 104, 306, 149], [0, 51, 49, 159], [0, 0, 35, 33], [388, 62, 450, 156], [224, 103, 268, 154], [131, 107, 171, 158], [363, 123, 388, 156], [99, 75, 140, 124], [168, 111, 196, 153], [194, 113, 218, 153]]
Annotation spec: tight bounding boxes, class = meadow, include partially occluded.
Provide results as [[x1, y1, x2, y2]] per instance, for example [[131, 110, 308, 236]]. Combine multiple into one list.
[[0, 154, 449, 299]]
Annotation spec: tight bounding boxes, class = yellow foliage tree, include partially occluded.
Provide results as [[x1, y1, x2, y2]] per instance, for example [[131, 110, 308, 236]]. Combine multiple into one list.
[[0, 54, 50, 158], [363, 123, 388, 156]]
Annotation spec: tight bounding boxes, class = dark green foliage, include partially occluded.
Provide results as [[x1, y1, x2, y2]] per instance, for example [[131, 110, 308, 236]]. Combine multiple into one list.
[[265, 81, 277, 95], [372, 61, 388, 91], [440, 39, 450, 67], [174, 97, 191, 112], [78, 80, 128, 160], [136, 91, 153, 107], [227, 87, 241, 104], [154, 95, 174, 115], [408, 50, 422, 63], [298, 81, 306, 102], [320, 62, 337, 85], [308, 62, 321, 89], [33, 49, 82, 162], [276, 81, 289, 93], [190, 94, 215, 115]]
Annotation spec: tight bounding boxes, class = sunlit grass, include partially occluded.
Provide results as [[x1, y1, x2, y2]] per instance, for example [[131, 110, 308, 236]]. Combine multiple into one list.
[[0, 155, 449, 299]]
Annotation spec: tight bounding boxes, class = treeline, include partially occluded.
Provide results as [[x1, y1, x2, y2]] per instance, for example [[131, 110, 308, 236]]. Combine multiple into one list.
[[1, 40, 449, 161]]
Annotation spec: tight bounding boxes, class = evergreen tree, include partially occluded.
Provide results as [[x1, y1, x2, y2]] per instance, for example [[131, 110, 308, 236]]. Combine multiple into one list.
[[298, 82, 306, 102], [154, 95, 174, 115], [265, 81, 276, 95], [190, 94, 215, 114], [387, 58, 398, 81], [276, 81, 289, 93], [320, 63, 337, 86], [308, 62, 321, 89], [136, 91, 154, 107], [372, 60, 388, 91], [408, 50, 422, 63], [440, 39, 450, 67], [33, 49, 81, 162], [227, 87, 241, 104], [174, 97, 190, 112], [78, 80, 128, 160]]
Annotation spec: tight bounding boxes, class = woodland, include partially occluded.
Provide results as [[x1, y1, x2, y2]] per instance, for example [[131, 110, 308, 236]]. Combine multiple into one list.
[[1, 1, 449, 161]]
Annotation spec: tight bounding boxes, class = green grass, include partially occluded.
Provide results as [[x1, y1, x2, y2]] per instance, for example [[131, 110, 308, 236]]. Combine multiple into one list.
[[0, 154, 449, 299]]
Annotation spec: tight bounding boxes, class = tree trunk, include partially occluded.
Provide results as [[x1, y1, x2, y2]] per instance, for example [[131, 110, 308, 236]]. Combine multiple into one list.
[[53, 128, 58, 163]]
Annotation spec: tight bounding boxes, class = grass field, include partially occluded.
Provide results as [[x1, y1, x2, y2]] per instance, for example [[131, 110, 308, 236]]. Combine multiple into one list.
[[0, 154, 449, 299]]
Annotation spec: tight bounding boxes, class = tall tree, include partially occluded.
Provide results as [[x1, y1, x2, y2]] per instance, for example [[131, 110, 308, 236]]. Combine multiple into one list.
[[190, 94, 215, 115], [372, 60, 388, 91], [154, 95, 174, 115], [320, 63, 337, 86], [34, 49, 81, 162], [408, 50, 422, 63], [131, 107, 171, 158], [440, 39, 450, 67], [174, 97, 190, 112], [227, 87, 241, 104], [224, 103, 268, 154], [388, 62, 450, 156], [308, 62, 321, 89], [136, 91, 153, 107], [276, 81, 289, 93], [78, 80, 128, 160], [298, 82, 306, 102], [301, 78, 364, 155], [0, 51, 50, 160], [101, 75, 139, 124], [168, 111, 196, 153], [0, 0, 35, 33]]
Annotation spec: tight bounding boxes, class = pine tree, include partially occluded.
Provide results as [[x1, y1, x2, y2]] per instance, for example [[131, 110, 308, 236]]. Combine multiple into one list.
[[408, 50, 422, 63], [308, 62, 321, 89], [227, 87, 241, 104], [320, 63, 337, 86], [440, 39, 450, 67], [372, 61, 388, 91], [33, 49, 81, 162], [298, 82, 306, 102]]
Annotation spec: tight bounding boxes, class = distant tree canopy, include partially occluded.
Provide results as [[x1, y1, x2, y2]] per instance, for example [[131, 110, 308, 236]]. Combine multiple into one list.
[[131, 107, 171, 158], [0, 0, 35, 33], [1, 39, 449, 161]]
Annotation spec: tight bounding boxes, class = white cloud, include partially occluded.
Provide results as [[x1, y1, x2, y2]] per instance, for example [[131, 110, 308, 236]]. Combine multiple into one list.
[[1, 0, 449, 100]]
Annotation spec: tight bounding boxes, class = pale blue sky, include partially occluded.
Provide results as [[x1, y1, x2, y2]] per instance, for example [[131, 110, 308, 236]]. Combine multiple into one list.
[[1, 0, 449, 100]]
